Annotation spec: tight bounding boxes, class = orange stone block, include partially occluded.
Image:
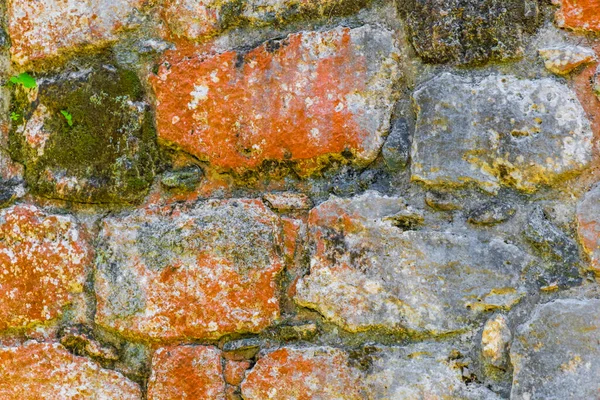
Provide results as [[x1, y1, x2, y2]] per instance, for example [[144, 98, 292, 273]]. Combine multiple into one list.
[[240, 347, 364, 399], [0, 205, 91, 332], [553, 0, 600, 31], [150, 25, 400, 174], [0, 342, 141, 399], [94, 199, 284, 341], [148, 346, 226, 400], [224, 359, 251, 386]]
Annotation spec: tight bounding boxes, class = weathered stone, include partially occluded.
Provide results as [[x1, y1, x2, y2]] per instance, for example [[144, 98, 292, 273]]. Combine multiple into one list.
[[399, 0, 538, 65], [481, 315, 511, 369], [510, 299, 600, 399], [60, 326, 119, 362], [224, 360, 251, 386], [365, 344, 502, 399], [161, 0, 370, 41], [577, 185, 600, 273], [222, 338, 262, 361], [9, 66, 157, 203], [7, 0, 144, 66], [95, 199, 284, 341], [148, 346, 225, 400], [539, 45, 596, 75], [150, 26, 400, 174], [294, 192, 528, 335], [240, 347, 364, 399], [262, 192, 312, 212], [160, 166, 204, 191], [468, 201, 516, 225], [411, 73, 592, 193], [553, 0, 600, 32], [0, 342, 141, 399], [0, 204, 91, 332], [425, 190, 462, 211], [382, 116, 412, 171]]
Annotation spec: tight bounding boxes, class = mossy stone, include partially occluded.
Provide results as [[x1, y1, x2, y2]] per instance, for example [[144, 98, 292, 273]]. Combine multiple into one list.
[[9, 66, 158, 204]]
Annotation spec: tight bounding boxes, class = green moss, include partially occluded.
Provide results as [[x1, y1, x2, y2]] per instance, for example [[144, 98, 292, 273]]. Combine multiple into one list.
[[9, 64, 158, 204]]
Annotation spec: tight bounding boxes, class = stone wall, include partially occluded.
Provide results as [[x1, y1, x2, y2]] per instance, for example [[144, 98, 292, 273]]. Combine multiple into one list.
[[1, 0, 600, 399]]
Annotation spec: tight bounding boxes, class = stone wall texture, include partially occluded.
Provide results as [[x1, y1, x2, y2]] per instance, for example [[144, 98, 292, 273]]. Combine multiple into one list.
[[2, 0, 600, 399]]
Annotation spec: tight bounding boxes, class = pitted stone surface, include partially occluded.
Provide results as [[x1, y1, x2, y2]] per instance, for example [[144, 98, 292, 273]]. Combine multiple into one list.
[[7, 0, 144, 65], [240, 347, 364, 399], [0, 342, 141, 399], [510, 299, 600, 399], [95, 199, 284, 341], [150, 26, 400, 174], [399, 0, 538, 65], [148, 346, 225, 400], [294, 192, 528, 335], [411, 73, 592, 193], [0, 204, 91, 332]]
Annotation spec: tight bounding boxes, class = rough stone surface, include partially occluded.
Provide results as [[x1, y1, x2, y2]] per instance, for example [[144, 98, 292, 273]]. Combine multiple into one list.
[[224, 360, 250, 386], [382, 115, 412, 171], [162, 0, 370, 41], [262, 192, 312, 212], [294, 192, 528, 335], [148, 346, 225, 400], [0, 342, 141, 399], [95, 199, 284, 341], [467, 201, 516, 226], [7, 0, 144, 65], [511, 299, 600, 399], [539, 45, 596, 75], [577, 185, 600, 273], [481, 315, 511, 369], [240, 347, 364, 399], [411, 73, 593, 193], [0, 204, 91, 332], [9, 66, 157, 204], [365, 344, 501, 399], [553, 0, 600, 32], [151, 25, 400, 174], [399, 0, 538, 65]]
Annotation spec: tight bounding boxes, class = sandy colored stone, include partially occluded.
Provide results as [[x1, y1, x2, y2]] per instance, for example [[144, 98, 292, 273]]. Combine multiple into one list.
[[539, 45, 596, 75], [7, 0, 144, 65], [0, 204, 91, 332], [150, 25, 400, 174], [295, 192, 528, 335], [262, 193, 312, 212], [0, 342, 141, 399], [240, 347, 363, 399], [481, 315, 511, 368], [95, 199, 284, 341], [411, 73, 592, 193], [553, 0, 600, 32], [510, 299, 600, 399], [148, 346, 225, 400]]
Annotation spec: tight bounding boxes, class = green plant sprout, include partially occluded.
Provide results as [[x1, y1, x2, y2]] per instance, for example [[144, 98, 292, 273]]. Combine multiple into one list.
[[60, 110, 73, 126], [9, 112, 20, 121], [9, 73, 36, 89]]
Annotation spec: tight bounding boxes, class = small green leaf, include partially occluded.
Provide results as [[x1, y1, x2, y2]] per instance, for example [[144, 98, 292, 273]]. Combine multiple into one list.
[[9, 72, 37, 89], [60, 110, 73, 126], [9, 112, 20, 121]]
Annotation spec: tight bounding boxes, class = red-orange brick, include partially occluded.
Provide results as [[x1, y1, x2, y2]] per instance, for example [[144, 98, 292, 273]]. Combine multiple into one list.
[[0, 205, 91, 332], [148, 345, 225, 400], [150, 25, 399, 174]]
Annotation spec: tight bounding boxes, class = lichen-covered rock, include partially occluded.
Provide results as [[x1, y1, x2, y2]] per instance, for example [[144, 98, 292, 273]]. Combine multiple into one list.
[[7, 0, 145, 65], [95, 199, 284, 342], [553, 0, 600, 32], [240, 347, 364, 399], [539, 45, 596, 75], [399, 0, 538, 65], [148, 346, 225, 400], [467, 201, 516, 226], [411, 73, 592, 193], [481, 315, 511, 369], [9, 65, 158, 203], [161, 0, 371, 41], [577, 185, 600, 273], [510, 299, 600, 399], [365, 344, 502, 399], [0, 342, 141, 399], [294, 192, 528, 336], [150, 25, 400, 174], [0, 205, 91, 332]]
